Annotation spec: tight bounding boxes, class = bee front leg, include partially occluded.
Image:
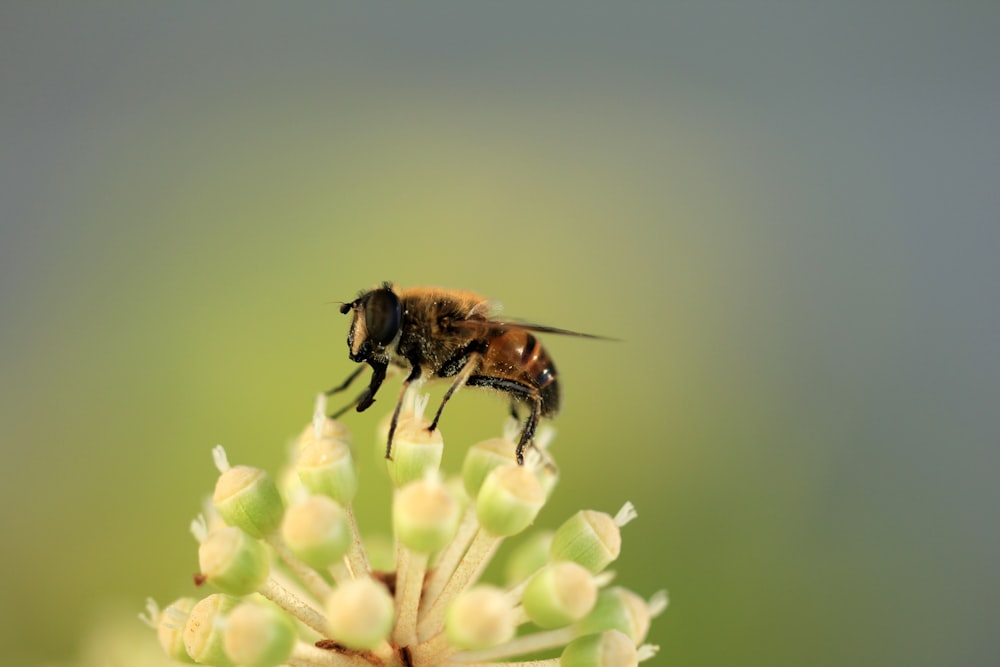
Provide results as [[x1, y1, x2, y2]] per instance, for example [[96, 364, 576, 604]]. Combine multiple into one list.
[[329, 360, 387, 418], [356, 360, 389, 412], [324, 365, 365, 396], [385, 363, 423, 460]]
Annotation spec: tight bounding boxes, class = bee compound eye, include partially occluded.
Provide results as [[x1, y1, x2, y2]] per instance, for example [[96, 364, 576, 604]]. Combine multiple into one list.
[[364, 289, 401, 345]]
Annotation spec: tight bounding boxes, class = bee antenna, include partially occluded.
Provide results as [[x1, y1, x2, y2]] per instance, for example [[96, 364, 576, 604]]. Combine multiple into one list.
[[325, 300, 354, 314]]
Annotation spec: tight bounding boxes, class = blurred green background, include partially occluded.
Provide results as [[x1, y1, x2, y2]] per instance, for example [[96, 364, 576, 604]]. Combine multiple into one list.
[[2, 3, 998, 666]]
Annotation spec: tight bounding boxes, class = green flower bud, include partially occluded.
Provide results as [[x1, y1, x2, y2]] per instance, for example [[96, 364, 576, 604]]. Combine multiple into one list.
[[385, 412, 443, 487], [214, 465, 284, 538], [295, 417, 351, 453], [476, 464, 545, 537], [560, 630, 637, 667], [157, 597, 197, 663], [296, 435, 358, 506], [280, 495, 351, 569], [274, 462, 306, 507], [183, 594, 239, 666], [198, 526, 270, 595], [535, 457, 560, 499], [504, 530, 554, 586], [550, 509, 621, 573], [156, 413, 665, 666], [324, 578, 395, 650], [445, 585, 516, 650], [461, 437, 516, 498], [223, 602, 296, 667], [393, 477, 461, 553], [575, 587, 652, 645], [522, 561, 598, 629], [445, 474, 472, 514]]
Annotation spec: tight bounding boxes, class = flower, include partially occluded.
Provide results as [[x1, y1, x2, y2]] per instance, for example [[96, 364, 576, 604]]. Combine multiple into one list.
[[143, 394, 666, 666]]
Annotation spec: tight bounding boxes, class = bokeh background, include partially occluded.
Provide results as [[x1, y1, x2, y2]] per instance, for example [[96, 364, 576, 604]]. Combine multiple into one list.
[[2, 3, 998, 666]]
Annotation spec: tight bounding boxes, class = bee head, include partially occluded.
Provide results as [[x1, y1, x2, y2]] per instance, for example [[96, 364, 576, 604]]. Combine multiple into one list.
[[343, 283, 401, 362]]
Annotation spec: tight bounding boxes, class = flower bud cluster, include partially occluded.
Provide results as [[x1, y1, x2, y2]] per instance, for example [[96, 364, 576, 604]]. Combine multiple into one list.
[[145, 396, 665, 666]]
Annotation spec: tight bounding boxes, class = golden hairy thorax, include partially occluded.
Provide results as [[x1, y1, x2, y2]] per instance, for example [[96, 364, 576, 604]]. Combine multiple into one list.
[[394, 287, 492, 368]]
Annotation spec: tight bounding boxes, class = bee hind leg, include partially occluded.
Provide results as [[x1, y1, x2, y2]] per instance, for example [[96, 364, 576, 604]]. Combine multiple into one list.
[[466, 375, 541, 466], [514, 394, 543, 466]]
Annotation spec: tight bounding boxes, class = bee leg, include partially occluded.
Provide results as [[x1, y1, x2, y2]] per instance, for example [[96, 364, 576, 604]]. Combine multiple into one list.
[[385, 364, 423, 460], [329, 400, 357, 419], [326, 366, 368, 418], [465, 376, 540, 465], [515, 393, 543, 466], [429, 354, 483, 432], [329, 360, 387, 418], [324, 365, 365, 396]]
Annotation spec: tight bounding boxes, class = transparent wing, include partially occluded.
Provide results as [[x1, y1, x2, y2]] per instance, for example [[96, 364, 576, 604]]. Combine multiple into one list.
[[449, 317, 618, 341]]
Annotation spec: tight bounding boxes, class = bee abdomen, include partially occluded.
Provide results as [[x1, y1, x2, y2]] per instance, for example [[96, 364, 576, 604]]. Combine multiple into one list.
[[526, 335, 560, 416], [540, 378, 560, 417]]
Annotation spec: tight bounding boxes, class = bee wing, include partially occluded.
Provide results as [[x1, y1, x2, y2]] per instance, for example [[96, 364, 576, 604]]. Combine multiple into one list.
[[450, 317, 618, 341]]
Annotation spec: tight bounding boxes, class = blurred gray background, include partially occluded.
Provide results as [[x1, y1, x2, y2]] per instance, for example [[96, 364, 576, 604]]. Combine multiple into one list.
[[1, 3, 998, 666]]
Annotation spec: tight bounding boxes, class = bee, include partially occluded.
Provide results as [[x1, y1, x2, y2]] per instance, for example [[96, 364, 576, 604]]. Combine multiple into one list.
[[327, 282, 608, 464]]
